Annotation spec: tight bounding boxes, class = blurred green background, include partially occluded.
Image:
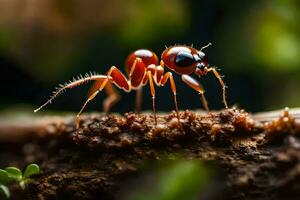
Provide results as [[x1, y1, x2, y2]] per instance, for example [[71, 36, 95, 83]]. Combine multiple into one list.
[[0, 0, 299, 113]]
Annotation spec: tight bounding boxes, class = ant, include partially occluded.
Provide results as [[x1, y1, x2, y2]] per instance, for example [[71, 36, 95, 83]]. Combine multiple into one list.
[[34, 43, 228, 128]]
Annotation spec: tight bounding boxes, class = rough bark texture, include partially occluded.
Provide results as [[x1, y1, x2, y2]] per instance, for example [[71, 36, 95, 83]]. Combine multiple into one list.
[[0, 108, 300, 200]]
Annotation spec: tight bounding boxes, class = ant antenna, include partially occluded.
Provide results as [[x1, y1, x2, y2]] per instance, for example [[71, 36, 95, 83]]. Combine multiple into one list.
[[200, 43, 212, 51]]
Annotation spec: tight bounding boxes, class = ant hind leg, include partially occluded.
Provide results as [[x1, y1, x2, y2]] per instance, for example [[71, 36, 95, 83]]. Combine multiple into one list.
[[103, 82, 120, 113], [34, 74, 111, 113], [88, 66, 132, 113], [76, 78, 110, 128]]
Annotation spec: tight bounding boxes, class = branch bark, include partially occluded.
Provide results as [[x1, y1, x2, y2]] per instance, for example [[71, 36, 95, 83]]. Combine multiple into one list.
[[0, 108, 299, 200]]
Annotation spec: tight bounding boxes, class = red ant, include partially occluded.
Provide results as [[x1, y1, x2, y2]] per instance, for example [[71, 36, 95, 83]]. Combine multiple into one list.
[[34, 43, 228, 128]]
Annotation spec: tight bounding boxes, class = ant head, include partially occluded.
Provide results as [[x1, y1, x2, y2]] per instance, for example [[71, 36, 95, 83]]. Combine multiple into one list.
[[162, 46, 198, 74], [193, 43, 211, 76], [162, 44, 211, 75], [194, 52, 209, 76], [196, 51, 208, 67]]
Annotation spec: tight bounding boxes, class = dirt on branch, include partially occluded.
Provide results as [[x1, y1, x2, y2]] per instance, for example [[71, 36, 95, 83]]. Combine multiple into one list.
[[0, 108, 300, 200]]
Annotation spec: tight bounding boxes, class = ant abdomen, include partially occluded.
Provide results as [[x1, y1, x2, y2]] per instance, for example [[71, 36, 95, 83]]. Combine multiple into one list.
[[125, 49, 159, 74]]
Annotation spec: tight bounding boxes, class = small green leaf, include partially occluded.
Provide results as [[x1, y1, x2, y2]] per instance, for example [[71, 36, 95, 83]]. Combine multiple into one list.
[[0, 170, 9, 184], [19, 181, 26, 190], [5, 167, 22, 181], [0, 185, 10, 198], [23, 164, 40, 179]]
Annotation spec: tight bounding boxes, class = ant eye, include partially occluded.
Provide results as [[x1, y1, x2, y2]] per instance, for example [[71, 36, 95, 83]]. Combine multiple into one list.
[[175, 51, 195, 67]]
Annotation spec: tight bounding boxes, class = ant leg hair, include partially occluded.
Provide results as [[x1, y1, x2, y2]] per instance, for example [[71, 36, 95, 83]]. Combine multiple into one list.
[[181, 75, 210, 113], [159, 72, 180, 123], [34, 74, 111, 113], [147, 71, 157, 126], [206, 67, 228, 109]]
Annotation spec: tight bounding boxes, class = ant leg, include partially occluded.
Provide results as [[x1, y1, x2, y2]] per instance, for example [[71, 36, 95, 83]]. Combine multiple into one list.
[[88, 80, 103, 98], [34, 74, 111, 113], [77, 66, 131, 128], [105, 66, 131, 112], [89, 58, 145, 113], [135, 88, 143, 113], [88, 80, 120, 113], [103, 82, 120, 113], [160, 72, 180, 123], [147, 71, 157, 125], [88, 66, 131, 113], [76, 77, 111, 128], [129, 58, 147, 113], [181, 75, 210, 112], [206, 67, 228, 109]]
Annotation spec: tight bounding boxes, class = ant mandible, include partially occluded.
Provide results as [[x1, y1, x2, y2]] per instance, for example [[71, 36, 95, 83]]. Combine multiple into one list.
[[34, 43, 228, 128]]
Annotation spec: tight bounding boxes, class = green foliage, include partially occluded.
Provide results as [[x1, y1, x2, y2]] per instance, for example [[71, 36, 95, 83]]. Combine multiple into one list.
[[0, 169, 9, 184], [0, 185, 10, 199], [127, 160, 212, 200], [5, 167, 22, 181], [0, 170, 10, 198], [0, 164, 40, 198], [23, 164, 40, 179]]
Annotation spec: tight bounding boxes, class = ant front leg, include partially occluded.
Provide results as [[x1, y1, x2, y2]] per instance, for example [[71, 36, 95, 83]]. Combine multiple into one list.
[[206, 67, 228, 109], [181, 75, 210, 112]]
